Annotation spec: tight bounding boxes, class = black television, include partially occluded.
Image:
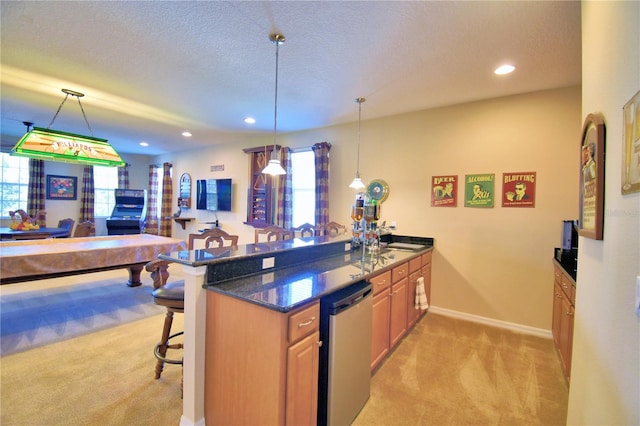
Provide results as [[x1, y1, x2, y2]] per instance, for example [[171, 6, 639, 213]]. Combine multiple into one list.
[[196, 178, 232, 211]]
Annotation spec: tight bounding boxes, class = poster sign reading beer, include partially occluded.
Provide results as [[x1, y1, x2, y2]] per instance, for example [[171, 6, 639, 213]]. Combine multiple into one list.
[[502, 172, 536, 207], [464, 174, 495, 208], [431, 175, 457, 207]]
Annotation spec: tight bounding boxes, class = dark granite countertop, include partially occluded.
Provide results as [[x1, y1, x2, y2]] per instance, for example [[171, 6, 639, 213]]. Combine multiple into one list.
[[209, 247, 431, 312], [159, 234, 433, 313]]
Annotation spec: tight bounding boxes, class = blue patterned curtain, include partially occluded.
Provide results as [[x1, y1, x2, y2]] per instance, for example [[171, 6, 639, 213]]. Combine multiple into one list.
[[159, 162, 173, 237], [79, 166, 95, 226], [144, 165, 159, 234], [312, 142, 331, 230], [118, 164, 130, 189], [276, 147, 293, 228], [27, 159, 46, 226]]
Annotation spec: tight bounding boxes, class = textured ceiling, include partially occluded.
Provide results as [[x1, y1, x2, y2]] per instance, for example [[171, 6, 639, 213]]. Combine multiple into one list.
[[0, 1, 581, 156]]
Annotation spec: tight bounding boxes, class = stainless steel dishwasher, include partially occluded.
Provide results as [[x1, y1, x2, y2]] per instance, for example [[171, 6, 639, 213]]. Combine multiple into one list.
[[318, 280, 373, 426]]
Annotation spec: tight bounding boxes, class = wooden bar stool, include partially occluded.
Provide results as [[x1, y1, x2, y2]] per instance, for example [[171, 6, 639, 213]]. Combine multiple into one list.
[[145, 228, 239, 390]]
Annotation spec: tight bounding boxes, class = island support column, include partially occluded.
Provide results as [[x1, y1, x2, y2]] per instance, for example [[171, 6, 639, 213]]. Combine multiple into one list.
[[180, 265, 207, 426]]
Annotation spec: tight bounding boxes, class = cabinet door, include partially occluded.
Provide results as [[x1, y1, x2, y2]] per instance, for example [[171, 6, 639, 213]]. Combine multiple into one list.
[[551, 282, 563, 348], [389, 277, 408, 348], [558, 296, 574, 382], [286, 331, 320, 426], [371, 290, 390, 370], [407, 270, 421, 328], [420, 264, 432, 317]]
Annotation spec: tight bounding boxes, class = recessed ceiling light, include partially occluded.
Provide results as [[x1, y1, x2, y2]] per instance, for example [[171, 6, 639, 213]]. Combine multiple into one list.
[[139, 141, 149, 147], [495, 64, 515, 75], [182, 131, 192, 137], [244, 117, 256, 125]]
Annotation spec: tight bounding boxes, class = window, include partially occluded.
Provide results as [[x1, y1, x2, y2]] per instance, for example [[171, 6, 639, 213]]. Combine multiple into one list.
[[0, 153, 29, 217], [93, 166, 118, 217], [291, 150, 315, 227]]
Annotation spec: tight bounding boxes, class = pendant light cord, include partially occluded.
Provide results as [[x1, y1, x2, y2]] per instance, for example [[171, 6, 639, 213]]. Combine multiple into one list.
[[47, 90, 95, 137], [356, 99, 362, 173], [272, 37, 280, 161]]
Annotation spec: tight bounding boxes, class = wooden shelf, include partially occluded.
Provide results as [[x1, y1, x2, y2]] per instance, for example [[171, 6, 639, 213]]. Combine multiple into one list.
[[173, 217, 194, 230]]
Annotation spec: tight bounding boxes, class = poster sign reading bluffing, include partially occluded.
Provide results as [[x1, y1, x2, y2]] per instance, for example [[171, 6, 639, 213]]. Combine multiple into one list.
[[502, 172, 536, 207], [431, 175, 457, 207]]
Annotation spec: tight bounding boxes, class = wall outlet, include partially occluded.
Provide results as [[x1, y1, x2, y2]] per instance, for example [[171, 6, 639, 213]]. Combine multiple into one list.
[[262, 257, 275, 269], [390, 221, 397, 229]]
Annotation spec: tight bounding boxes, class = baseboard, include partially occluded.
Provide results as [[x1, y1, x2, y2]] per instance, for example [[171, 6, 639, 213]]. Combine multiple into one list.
[[428, 306, 552, 339]]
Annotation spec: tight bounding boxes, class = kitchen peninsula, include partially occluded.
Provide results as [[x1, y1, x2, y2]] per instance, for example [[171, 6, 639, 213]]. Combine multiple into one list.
[[160, 233, 433, 425]]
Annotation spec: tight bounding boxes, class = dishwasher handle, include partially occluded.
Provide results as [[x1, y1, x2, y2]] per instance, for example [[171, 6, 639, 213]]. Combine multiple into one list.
[[328, 282, 372, 315]]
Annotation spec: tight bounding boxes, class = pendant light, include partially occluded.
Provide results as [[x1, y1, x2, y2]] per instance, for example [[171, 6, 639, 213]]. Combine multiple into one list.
[[11, 89, 125, 167], [349, 97, 366, 189], [262, 33, 287, 176]]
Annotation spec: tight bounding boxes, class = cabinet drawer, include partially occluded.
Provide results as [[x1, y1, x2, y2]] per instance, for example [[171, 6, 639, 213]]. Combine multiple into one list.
[[409, 257, 422, 273], [288, 302, 320, 344], [392, 263, 408, 283], [560, 274, 575, 305], [421, 251, 432, 266], [554, 266, 562, 285], [370, 270, 391, 295]]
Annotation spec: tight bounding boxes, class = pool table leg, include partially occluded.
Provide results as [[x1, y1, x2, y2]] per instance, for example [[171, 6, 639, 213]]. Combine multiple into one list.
[[127, 264, 144, 287]]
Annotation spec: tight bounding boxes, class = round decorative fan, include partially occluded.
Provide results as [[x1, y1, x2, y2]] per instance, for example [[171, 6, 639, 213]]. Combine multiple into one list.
[[367, 179, 389, 203]]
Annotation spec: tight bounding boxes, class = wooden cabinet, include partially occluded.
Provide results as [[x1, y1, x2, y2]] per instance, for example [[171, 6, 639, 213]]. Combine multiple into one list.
[[286, 330, 320, 425], [552, 263, 575, 383], [370, 250, 434, 371], [407, 256, 423, 328], [420, 251, 432, 317], [370, 271, 391, 370], [389, 262, 409, 348], [205, 292, 320, 425], [243, 146, 280, 226]]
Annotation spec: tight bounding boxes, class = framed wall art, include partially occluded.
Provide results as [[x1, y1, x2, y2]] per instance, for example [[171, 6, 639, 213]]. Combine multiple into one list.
[[464, 174, 494, 208], [578, 113, 605, 240], [622, 90, 640, 194], [502, 172, 536, 208], [46, 175, 78, 200], [431, 175, 457, 207]]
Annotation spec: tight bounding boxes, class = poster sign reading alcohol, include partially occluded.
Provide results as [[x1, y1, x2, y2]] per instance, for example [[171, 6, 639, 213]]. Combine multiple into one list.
[[431, 175, 457, 207], [464, 174, 495, 208], [502, 172, 536, 207]]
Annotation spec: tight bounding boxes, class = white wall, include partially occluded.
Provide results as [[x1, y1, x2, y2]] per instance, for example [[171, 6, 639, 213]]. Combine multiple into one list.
[[567, 2, 640, 424]]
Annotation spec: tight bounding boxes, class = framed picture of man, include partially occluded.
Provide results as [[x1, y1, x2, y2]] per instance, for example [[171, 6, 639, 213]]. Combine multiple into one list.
[[502, 172, 536, 208], [431, 175, 457, 207], [464, 174, 494, 208], [579, 113, 605, 240]]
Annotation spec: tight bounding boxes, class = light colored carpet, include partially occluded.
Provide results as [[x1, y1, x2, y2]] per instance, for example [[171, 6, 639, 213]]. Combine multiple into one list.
[[0, 270, 165, 356], [1, 313, 184, 425], [1, 271, 567, 425], [353, 313, 569, 425]]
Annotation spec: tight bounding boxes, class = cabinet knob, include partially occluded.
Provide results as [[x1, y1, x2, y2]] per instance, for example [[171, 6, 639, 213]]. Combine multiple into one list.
[[566, 311, 573, 317], [556, 293, 562, 298], [317, 340, 323, 348]]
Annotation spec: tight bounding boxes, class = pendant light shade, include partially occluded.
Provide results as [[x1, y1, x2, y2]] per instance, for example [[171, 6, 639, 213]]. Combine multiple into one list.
[[349, 97, 366, 189], [10, 89, 125, 167], [262, 33, 286, 176]]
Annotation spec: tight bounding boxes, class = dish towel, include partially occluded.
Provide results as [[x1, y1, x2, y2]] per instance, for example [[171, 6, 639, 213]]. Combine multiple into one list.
[[415, 276, 429, 311]]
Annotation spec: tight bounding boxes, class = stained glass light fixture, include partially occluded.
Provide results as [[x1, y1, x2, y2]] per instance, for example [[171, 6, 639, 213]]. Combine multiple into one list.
[[11, 89, 125, 167]]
